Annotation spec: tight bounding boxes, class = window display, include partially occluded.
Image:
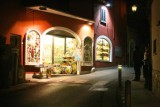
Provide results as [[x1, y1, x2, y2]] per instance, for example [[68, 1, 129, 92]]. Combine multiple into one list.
[[54, 36, 65, 64], [60, 56, 77, 74], [42, 35, 77, 74], [42, 35, 52, 64], [25, 30, 40, 65], [96, 38, 110, 61], [83, 37, 92, 65]]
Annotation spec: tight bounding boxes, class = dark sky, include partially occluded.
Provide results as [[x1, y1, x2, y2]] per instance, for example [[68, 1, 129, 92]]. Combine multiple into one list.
[[126, 0, 150, 29], [23, 0, 94, 20], [126, 0, 151, 44]]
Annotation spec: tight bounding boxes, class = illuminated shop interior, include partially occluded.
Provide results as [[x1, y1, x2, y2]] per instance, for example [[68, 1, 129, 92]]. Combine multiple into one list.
[[95, 35, 112, 62], [25, 29, 79, 75], [42, 33, 77, 74]]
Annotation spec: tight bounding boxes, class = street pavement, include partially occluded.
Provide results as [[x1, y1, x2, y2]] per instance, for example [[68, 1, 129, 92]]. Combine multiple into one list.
[[0, 67, 160, 107]]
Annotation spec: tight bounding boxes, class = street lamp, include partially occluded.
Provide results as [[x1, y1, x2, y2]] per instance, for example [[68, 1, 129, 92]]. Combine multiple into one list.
[[132, 5, 137, 12]]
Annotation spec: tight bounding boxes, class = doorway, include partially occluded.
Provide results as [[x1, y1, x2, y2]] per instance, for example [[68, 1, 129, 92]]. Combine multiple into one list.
[[41, 27, 81, 74]]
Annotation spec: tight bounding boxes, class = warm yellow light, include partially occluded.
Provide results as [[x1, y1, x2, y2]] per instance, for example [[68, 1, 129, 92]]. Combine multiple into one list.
[[82, 25, 91, 32], [79, 24, 93, 40], [132, 5, 137, 12], [42, 35, 52, 44], [54, 36, 65, 46], [88, 21, 93, 25]]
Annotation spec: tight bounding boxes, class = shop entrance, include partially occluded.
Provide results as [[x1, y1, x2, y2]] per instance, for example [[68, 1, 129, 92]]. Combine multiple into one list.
[[41, 27, 81, 75]]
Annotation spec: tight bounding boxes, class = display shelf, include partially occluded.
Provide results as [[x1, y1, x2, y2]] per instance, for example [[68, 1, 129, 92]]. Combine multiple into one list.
[[96, 38, 110, 61], [60, 56, 76, 74]]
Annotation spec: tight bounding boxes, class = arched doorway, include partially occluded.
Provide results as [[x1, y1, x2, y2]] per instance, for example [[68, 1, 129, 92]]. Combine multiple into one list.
[[40, 27, 81, 74]]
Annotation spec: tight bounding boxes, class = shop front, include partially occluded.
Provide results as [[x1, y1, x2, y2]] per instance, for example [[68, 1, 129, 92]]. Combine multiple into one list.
[[0, 1, 94, 81], [22, 6, 94, 77], [1, 0, 127, 85], [25, 27, 85, 76], [41, 27, 80, 75]]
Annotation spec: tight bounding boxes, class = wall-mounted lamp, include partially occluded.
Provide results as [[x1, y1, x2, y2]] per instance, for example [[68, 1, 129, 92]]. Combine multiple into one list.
[[106, 3, 111, 7], [106, 0, 112, 7], [39, 6, 47, 10], [132, 5, 137, 12], [88, 21, 93, 25]]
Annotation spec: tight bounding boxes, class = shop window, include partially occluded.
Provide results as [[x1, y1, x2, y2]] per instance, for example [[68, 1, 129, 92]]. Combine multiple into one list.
[[83, 37, 92, 65], [100, 7, 106, 24], [42, 35, 52, 64], [43, 36, 77, 63], [95, 36, 112, 62], [42, 35, 77, 74], [66, 38, 77, 57], [54, 36, 65, 64], [25, 30, 40, 65]]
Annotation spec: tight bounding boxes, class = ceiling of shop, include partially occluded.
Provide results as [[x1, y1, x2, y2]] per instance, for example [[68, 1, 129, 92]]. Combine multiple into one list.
[[47, 30, 73, 38]]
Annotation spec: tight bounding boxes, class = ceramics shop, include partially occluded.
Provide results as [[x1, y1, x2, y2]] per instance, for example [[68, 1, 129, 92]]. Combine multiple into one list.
[[25, 28, 83, 76], [23, 7, 94, 76]]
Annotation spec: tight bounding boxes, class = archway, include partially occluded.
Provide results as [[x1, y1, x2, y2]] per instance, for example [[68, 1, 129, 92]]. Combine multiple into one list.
[[42, 27, 81, 47], [40, 26, 81, 74], [95, 35, 113, 62], [83, 36, 93, 66]]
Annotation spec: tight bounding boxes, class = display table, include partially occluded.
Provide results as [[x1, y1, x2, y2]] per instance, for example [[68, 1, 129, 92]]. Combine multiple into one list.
[[34, 64, 53, 79]]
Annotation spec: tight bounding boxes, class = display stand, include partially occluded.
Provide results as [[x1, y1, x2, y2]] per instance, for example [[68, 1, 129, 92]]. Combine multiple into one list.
[[61, 56, 76, 74]]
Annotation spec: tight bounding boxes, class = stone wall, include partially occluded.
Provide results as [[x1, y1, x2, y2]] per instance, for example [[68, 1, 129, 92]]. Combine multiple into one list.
[[152, 69, 160, 98], [151, 0, 160, 98]]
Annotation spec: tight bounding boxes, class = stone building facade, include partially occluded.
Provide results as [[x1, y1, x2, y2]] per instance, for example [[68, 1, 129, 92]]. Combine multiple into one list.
[[151, 0, 160, 98]]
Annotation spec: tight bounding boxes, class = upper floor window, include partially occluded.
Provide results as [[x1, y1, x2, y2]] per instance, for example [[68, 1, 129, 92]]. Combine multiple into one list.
[[100, 7, 106, 23]]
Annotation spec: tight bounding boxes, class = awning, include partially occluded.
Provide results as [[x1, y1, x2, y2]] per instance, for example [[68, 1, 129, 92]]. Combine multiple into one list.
[[27, 5, 95, 24]]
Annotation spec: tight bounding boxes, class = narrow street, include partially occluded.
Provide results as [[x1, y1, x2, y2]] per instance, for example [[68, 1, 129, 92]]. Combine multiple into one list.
[[0, 67, 133, 107]]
